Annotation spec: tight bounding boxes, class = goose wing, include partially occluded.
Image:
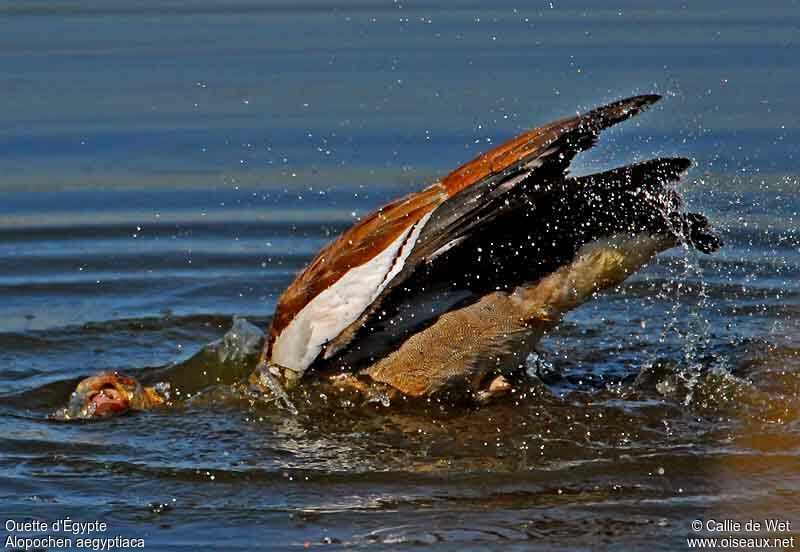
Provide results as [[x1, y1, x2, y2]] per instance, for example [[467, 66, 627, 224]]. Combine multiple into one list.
[[265, 95, 662, 376]]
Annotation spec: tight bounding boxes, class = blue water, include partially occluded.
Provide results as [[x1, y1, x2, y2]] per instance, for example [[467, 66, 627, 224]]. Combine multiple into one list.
[[2, 2, 799, 550]]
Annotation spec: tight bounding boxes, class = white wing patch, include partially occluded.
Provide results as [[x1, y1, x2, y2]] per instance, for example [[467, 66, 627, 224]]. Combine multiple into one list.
[[271, 212, 432, 375]]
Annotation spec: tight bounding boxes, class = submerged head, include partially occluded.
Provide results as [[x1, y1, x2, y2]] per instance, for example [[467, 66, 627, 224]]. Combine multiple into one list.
[[58, 371, 167, 420]]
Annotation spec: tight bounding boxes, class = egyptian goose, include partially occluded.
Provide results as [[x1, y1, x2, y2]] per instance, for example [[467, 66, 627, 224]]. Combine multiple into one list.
[[252, 94, 721, 403]]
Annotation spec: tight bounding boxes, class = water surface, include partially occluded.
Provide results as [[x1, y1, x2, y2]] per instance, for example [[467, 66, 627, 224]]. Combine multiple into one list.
[[2, 1, 799, 550]]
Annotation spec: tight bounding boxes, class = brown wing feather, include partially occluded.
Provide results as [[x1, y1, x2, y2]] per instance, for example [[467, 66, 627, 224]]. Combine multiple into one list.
[[441, 93, 661, 196]]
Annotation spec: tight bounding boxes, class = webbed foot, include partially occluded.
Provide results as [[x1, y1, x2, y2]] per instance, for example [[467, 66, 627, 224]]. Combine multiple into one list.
[[475, 375, 512, 406]]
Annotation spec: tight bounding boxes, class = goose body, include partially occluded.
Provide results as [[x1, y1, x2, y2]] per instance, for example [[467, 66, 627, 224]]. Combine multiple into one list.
[[258, 95, 721, 401]]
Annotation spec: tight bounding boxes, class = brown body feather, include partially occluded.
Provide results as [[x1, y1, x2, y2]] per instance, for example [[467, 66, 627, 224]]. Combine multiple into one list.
[[365, 233, 675, 398]]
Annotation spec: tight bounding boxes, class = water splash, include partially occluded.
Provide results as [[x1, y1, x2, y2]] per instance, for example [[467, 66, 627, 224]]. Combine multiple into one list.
[[659, 237, 715, 406]]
